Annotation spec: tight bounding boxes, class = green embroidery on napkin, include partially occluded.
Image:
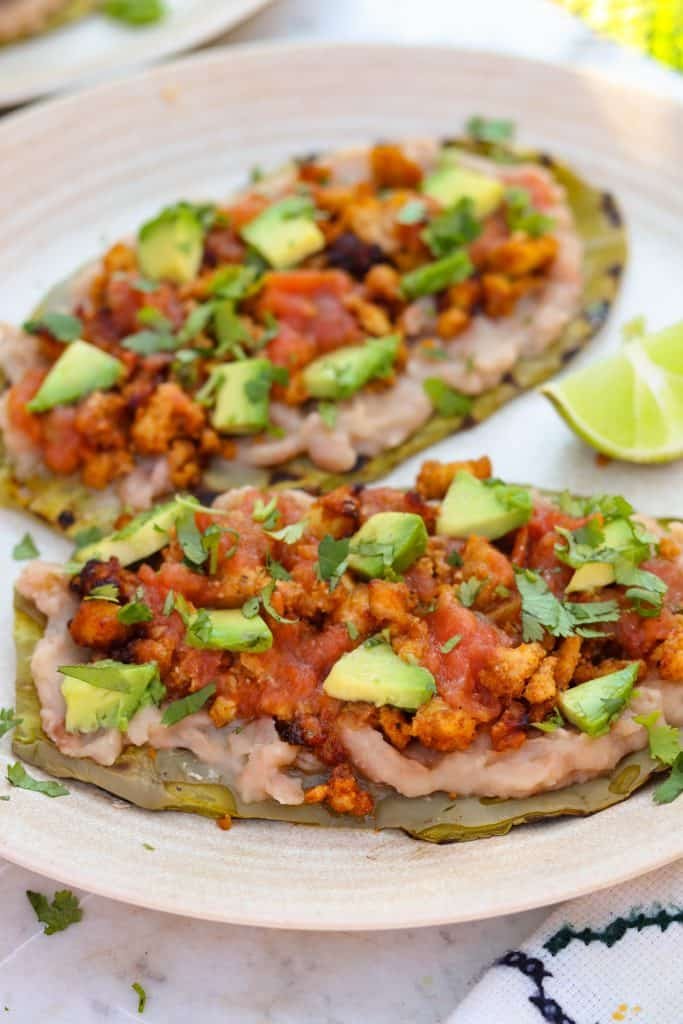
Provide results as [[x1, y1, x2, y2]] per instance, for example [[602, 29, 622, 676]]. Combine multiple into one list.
[[545, 906, 683, 955]]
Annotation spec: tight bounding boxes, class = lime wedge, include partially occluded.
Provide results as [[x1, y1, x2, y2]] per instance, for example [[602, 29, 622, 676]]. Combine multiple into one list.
[[541, 321, 683, 463]]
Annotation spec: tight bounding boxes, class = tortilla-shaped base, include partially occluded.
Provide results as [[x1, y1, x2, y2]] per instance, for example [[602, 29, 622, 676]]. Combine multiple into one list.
[[12, 591, 660, 843], [0, 139, 627, 535]]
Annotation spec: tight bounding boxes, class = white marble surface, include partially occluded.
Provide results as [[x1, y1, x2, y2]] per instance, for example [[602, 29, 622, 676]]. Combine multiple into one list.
[[0, 2, 681, 1022]]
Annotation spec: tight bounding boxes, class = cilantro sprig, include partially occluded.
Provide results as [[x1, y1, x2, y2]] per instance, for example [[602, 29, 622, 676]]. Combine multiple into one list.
[[514, 568, 619, 642]]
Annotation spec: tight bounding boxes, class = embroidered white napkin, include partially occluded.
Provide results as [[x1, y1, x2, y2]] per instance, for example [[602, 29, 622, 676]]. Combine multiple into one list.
[[450, 861, 683, 1024]]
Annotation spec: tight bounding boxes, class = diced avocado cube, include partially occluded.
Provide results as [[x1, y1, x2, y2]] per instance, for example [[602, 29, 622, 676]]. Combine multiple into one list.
[[348, 512, 428, 580], [26, 340, 125, 414], [206, 358, 272, 435], [240, 196, 325, 269], [186, 609, 273, 652], [558, 663, 639, 736], [565, 520, 635, 594], [322, 639, 436, 710], [138, 204, 204, 284], [60, 660, 163, 733], [73, 497, 191, 567], [437, 471, 532, 540], [422, 162, 504, 219], [303, 334, 400, 401]]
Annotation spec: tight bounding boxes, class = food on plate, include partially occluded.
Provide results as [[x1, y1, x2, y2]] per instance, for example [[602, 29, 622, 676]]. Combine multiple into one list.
[[543, 318, 683, 463], [0, 122, 626, 533], [0, 0, 80, 43], [11, 458, 683, 842], [0, 0, 165, 44]]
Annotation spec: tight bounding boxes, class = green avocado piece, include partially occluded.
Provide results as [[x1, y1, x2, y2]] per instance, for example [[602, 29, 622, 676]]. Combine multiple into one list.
[[59, 660, 163, 733], [240, 196, 325, 269], [303, 334, 400, 401], [348, 512, 428, 580], [422, 161, 504, 218], [323, 639, 436, 710], [26, 340, 125, 414], [138, 204, 204, 284], [187, 609, 273, 652], [205, 358, 272, 435], [73, 497, 191, 567], [437, 471, 532, 540], [566, 519, 635, 593], [558, 663, 639, 737]]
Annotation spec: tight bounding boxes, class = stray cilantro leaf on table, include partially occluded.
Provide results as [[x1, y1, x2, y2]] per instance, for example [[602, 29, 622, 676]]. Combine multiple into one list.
[[27, 889, 82, 935], [7, 762, 69, 797], [132, 981, 147, 1014]]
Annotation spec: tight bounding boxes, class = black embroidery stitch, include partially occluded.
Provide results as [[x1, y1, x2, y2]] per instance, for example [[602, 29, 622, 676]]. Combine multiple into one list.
[[497, 951, 576, 1024], [545, 906, 683, 955]]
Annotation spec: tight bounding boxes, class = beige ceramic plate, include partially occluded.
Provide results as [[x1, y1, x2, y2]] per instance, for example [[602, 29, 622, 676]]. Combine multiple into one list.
[[1, 43, 683, 930], [0, 0, 273, 107]]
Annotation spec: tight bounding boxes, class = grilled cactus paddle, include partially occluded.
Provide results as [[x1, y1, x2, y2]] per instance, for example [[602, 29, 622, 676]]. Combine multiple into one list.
[[0, 137, 626, 536], [11, 589, 662, 845]]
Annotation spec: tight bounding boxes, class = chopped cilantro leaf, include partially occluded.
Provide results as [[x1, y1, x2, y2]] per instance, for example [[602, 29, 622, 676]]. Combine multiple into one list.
[[161, 682, 216, 726], [117, 588, 153, 624], [137, 306, 172, 330], [12, 533, 39, 561], [346, 622, 359, 641], [266, 556, 291, 582], [457, 579, 482, 608], [514, 568, 619, 642], [252, 497, 280, 531], [423, 379, 472, 418], [633, 711, 681, 766], [132, 981, 147, 1014], [202, 523, 235, 575], [440, 634, 462, 654], [142, 842, 155, 851], [7, 762, 68, 797], [0, 708, 22, 739], [258, 312, 280, 347], [122, 328, 177, 355], [186, 609, 212, 646], [654, 751, 683, 805], [27, 889, 82, 935], [23, 312, 83, 343], [162, 590, 175, 617], [316, 535, 349, 592], [241, 596, 261, 619], [261, 583, 297, 624], [85, 583, 120, 603], [176, 509, 207, 568], [266, 520, 306, 544], [532, 708, 565, 733], [396, 199, 427, 225], [555, 491, 634, 521], [465, 115, 515, 144], [244, 363, 289, 403], [177, 302, 214, 344], [495, 584, 511, 598], [446, 549, 463, 568], [401, 250, 473, 299], [209, 264, 262, 302], [505, 186, 554, 238], [422, 198, 481, 257], [72, 525, 104, 548]]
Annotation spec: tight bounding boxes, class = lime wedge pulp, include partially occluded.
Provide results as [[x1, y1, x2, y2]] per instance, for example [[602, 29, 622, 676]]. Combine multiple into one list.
[[541, 321, 683, 463]]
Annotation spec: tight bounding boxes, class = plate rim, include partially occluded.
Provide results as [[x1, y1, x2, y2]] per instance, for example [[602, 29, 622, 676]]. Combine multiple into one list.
[[1, 40, 682, 930], [0, 0, 275, 107]]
